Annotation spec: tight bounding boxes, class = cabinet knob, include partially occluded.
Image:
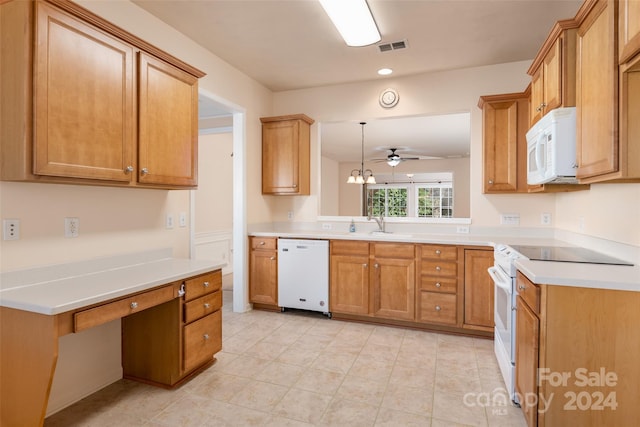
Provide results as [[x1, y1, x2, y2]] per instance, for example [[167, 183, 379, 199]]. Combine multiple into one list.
[[141, 168, 149, 175], [259, 241, 265, 245], [204, 303, 210, 309], [435, 250, 441, 255], [270, 256, 275, 260], [203, 333, 210, 340], [435, 305, 441, 311], [363, 263, 368, 268], [292, 184, 297, 188], [125, 166, 134, 173], [435, 282, 441, 288], [518, 285, 525, 291], [130, 302, 138, 309], [435, 266, 441, 271], [203, 281, 210, 288], [488, 180, 494, 184], [374, 263, 379, 269]]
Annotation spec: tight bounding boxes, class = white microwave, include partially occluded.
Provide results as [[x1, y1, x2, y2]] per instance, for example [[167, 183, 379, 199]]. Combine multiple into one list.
[[526, 107, 578, 185]]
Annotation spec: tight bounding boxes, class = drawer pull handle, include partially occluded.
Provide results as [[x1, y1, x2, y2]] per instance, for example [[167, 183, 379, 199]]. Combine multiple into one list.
[[204, 303, 210, 309], [259, 241, 265, 245], [203, 333, 210, 340], [435, 305, 441, 311], [203, 281, 209, 288], [435, 282, 441, 288], [130, 302, 138, 309], [435, 266, 441, 271], [435, 250, 441, 255]]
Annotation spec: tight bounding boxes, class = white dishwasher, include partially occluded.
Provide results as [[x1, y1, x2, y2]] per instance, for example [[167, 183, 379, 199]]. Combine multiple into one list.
[[277, 238, 330, 316]]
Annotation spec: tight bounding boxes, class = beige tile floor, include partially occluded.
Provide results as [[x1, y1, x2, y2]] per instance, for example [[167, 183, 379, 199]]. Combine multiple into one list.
[[45, 291, 526, 426]]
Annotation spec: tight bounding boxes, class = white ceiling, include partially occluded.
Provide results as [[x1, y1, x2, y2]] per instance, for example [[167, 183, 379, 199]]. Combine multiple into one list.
[[135, 0, 582, 159]]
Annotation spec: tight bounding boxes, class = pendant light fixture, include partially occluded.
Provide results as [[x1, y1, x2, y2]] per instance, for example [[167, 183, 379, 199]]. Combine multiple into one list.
[[347, 122, 376, 185]]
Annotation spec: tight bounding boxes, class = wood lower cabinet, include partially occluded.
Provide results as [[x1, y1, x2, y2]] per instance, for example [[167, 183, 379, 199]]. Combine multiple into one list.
[[122, 270, 222, 388], [370, 243, 415, 321], [463, 248, 494, 331], [249, 237, 279, 307], [514, 271, 640, 426], [0, 0, 204, 189], [260, 114, 314, 195], [416, 244, 461, 326], [329, 240, 370, 315]]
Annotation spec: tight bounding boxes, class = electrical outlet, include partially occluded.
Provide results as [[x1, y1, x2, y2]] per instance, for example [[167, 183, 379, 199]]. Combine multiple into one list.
[[179, 212, 187, 228], [456, 225, 469, 234], [322, 223, 332, 230], [3, 219, 20, 240], [166, 213, 174, 229], [500, 213, 520, 226], [64, 217, 79, 238], [541, 213, 552, 225], [287, 211, 294, 220]]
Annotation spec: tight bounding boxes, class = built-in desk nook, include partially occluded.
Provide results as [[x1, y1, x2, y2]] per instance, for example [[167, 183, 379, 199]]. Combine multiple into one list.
[[0, 249, 224, 427]]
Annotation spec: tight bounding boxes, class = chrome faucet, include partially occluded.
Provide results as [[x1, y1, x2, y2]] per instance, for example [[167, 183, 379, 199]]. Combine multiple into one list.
[[367, 208, 385, 232]]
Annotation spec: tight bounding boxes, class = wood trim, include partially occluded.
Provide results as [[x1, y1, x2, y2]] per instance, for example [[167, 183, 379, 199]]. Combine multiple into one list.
[[260, 114, 315, 125], [477, 91, 529, 109], [45, 0, 205, 78]]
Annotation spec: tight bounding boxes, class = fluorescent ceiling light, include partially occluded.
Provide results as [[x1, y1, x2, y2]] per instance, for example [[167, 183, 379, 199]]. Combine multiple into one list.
[[319, 0, 381, 47]]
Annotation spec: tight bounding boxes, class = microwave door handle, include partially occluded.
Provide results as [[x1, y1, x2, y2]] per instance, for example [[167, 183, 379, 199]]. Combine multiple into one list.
[[488, 266, 512, 293], [535, 133, 546, 171]]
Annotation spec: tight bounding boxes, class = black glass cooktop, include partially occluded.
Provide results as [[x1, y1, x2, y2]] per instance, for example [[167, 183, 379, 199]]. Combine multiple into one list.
[[509, 245, 634, 266]]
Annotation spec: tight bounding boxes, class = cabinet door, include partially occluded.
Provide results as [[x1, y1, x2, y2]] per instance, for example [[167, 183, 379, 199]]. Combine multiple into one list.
[[249, 249, 278, 305], [463, 249, 494, 329], [183, 310, 222, 373], [482, 96, 528, 193], [515, 297, 540, 427], [330, 254, 369, 315], [576, 0, 619, 181], [370, 256, 415, 321], [262, 119, 309, 194], [619, 0, 640, 63], [34, 2, 134, 181], [138, 53, 198, 187], [542, 38, 563, 113], [530, 67, 545, 124]]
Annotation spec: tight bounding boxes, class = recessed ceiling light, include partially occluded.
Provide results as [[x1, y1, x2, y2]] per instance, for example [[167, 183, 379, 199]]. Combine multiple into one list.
[[378, 68, 393, 76]]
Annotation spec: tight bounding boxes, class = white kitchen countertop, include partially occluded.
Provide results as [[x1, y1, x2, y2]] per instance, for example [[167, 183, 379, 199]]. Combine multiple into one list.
[[250, 230, 640, 292], [0, 249, 224, 315]]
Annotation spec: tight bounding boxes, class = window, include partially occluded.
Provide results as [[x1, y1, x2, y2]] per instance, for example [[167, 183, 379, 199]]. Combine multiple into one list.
[[366, 173, 453, 218]]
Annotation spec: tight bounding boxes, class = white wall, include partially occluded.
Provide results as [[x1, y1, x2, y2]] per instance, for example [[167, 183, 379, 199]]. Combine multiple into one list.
[[270, 61, 558, 227]]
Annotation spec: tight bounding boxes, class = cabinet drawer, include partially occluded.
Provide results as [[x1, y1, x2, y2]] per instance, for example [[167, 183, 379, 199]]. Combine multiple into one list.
[[250, 236, 277, 250], [331, 240, 369, 256], [371, 243, 415, 259], [420, 260, 458, 277], [184, 290, 222, 324], [184, 270, 221, 301], [183, 310, 221, 372], [517, 272, 540, 313], [418, 276, 457, 293], [417, 291, 457, 325], [419, 244, 457, 260], [74, 285, 175, 332]]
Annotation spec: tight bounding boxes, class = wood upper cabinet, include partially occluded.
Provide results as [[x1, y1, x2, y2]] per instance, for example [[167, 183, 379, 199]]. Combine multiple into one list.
[[249, 237, 278, 306], [370, 243, 415, 321], [479, 92, 531, 193], [575, 0, 620, 182], [463, 248, 494, 331], [0, 0, 204, 189], [261, 114, 314, 195], [619, 0, 640, 63], [33, 1, 135, 182], [330, 241, 370, 315], [528, 22, 577, 125], [138, 53, 198, 187]]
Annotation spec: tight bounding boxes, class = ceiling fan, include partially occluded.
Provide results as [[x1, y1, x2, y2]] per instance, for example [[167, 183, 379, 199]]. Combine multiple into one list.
[[371, 148, 423, 167]]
